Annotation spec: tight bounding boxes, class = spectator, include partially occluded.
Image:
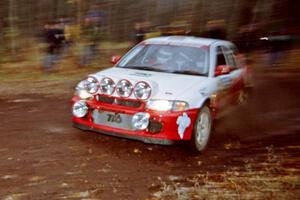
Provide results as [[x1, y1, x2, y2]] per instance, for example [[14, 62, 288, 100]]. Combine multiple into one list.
[[201, 20, 227, 40], [79, 3, 106, 66], [235, 23, 262, 64], [43, 21, 65, 72], [134, 22, 146, 44], [267, 30, 292, 67]]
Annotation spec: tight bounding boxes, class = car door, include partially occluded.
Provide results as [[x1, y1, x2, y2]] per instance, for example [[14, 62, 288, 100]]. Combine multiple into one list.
[[222, 45, 244, 104], [214, 45, 243, 110]]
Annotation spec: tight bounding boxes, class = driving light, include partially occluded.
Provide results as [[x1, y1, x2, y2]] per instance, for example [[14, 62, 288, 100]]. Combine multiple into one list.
[[72, 101, 88, 118], [133, 82, 151, 100], [85, 77, 99, 94], [100, 77, 115, 95], [116, 79, 133, 98], [146, 100, 189, 111], [132, 112, 150, 130]]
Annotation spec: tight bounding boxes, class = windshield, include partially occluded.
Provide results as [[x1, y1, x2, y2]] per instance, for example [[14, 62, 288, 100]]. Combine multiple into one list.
[[117, 44, 209, 76]]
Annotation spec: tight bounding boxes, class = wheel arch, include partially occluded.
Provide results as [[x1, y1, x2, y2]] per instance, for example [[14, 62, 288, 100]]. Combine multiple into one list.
[[196, 97, 212, 110], [194, 96, 217, 119]]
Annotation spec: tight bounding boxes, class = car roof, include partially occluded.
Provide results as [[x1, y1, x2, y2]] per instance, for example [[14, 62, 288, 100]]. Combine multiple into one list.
[[144, 36, 231, 47]]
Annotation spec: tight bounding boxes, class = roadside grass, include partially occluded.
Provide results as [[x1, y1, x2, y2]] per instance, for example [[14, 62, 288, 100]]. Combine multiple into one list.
[[149, 146, 300, 200], [0, 40, 130, 82], [0, 41, 129, 95]]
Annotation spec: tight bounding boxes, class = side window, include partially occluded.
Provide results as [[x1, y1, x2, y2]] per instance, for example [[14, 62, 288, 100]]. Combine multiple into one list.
[[222, 46, 238, 69], [232, 46, 243, 68], [216, 46, 226, 66]]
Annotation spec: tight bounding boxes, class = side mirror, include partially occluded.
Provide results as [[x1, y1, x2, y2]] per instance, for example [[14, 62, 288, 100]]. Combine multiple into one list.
[[110, 55, 121, 65], [215, 65, 231, 76]]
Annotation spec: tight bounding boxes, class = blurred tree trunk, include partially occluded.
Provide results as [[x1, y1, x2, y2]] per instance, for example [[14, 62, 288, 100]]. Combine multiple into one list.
[[191, 0, 205, 36], [77, 0, 82, 24], [8, 0, 16, 58]]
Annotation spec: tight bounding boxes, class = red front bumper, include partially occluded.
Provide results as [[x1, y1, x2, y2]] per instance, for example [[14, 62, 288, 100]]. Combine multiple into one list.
[[72, 96, 199, 144]]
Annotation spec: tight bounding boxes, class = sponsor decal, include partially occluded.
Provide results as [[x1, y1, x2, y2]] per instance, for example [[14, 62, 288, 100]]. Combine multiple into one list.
[[176, 112, 191, 139], [219, 76, 232, 87], [165, 91, 173, 95], [129, 72, 152, 77]]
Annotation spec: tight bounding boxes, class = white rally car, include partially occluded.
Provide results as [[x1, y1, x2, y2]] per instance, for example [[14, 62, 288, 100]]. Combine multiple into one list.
[[72, 36, 251, 151]]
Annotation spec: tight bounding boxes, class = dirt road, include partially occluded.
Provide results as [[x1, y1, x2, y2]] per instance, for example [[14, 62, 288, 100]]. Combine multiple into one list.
[[0, 71, 299, 199]]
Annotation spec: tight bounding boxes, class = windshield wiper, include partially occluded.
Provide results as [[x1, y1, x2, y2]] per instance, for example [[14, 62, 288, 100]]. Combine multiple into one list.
[[172, 70, 205, 76]]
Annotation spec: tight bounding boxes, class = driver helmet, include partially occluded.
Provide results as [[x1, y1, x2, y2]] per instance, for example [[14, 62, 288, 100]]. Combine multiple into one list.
[[156, 48, 173, 64]]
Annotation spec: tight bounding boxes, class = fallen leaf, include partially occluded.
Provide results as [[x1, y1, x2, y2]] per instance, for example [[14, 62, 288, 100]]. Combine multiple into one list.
[[61, 182, 69, 187], [69, 191, 90, 198], [113, 187, 118, 193], [2, 175, 17, 180], [133, 148, 141, 153], [3, 193, 27, 200], [224, 143, 233, 150], [29, 176, 45, 182], [168, 175, 183, 181]]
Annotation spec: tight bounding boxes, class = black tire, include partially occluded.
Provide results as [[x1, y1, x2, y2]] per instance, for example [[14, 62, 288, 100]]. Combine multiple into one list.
[[191, 105, 213, 152]]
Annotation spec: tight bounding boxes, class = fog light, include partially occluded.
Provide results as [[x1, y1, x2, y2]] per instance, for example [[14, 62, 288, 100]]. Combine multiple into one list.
[[132, 112, 150, 130], [72, 101, 88, 118]]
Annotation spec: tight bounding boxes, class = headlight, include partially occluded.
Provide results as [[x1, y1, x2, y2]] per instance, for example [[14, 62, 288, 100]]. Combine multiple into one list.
[[131, 112, 150, 130], [84, 77, 99, 94], [146, 100, 172, 111], [100, 77, 115, 95], [172, 101, 189, 111], [133, 82, 151, 100], [72, 101, 88, 118], [146, 100, 189, 111], [116, 79, 133, 98]]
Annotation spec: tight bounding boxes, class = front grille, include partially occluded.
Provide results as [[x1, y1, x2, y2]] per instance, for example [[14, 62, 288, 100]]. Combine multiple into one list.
[[97, 95, 114, 104], [96, 95, 142, 108]]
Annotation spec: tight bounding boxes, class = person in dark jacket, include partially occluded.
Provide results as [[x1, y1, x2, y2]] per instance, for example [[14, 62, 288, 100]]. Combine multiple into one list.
[[79, 4, 106, 66], [43, 21, 65, 72]]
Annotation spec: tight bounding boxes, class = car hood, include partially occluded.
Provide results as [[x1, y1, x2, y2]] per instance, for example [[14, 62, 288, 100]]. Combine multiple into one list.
[[93, 67, 208, 100]]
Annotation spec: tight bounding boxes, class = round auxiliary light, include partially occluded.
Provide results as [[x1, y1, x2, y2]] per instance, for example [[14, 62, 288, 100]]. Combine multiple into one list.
[[72, 101, 88, 118], [85, 76, 99, 94], [131, 112, 150, 130], [116, 79, 133, 98], [133, 81, 151, 100], [100, 77, 115, 95]]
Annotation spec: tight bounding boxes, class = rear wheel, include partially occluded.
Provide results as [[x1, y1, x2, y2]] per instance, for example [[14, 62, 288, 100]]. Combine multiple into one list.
[[191, 105, 212, 152]]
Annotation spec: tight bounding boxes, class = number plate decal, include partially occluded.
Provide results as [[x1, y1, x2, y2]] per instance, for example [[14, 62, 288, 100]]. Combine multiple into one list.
[[92, 110, 133, 131]]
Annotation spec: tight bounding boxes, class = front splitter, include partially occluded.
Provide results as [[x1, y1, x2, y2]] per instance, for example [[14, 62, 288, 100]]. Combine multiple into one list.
[[73, 122, 176, 145]]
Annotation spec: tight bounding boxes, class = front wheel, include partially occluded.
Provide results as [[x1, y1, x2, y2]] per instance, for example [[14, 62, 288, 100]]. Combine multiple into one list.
[[191, 105, 213, 152]]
